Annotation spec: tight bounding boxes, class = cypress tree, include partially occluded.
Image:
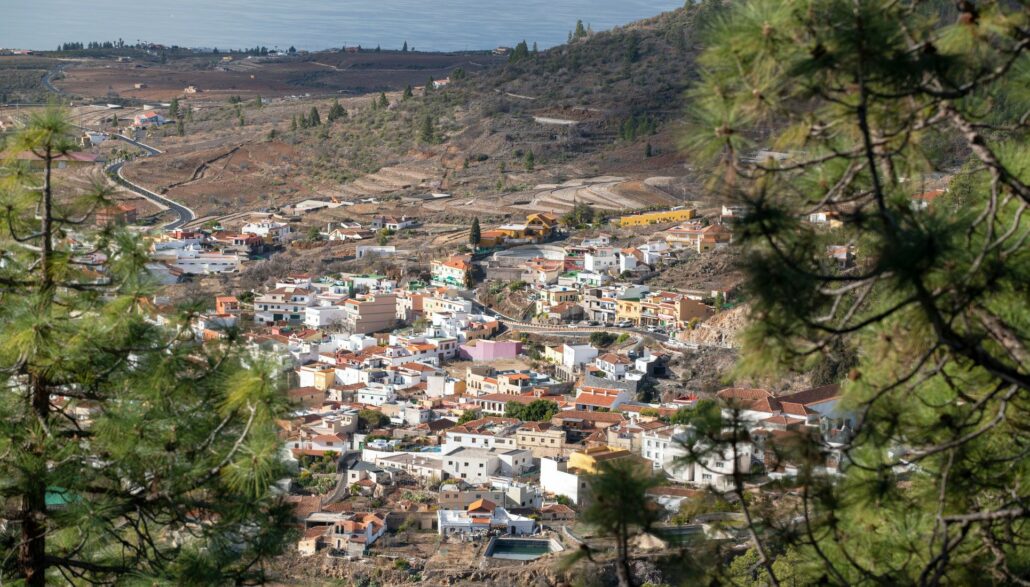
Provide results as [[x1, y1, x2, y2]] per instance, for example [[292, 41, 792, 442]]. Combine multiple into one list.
[[524, 150, 535, 171], [378, 92, 389, 109], [469, 217, 481, 248], [402, 85, 413, 100], [308, 106, 320, 126], [574, 19, 587, 39], [418, 113, 434, 144], [168, 97, 180, 119]]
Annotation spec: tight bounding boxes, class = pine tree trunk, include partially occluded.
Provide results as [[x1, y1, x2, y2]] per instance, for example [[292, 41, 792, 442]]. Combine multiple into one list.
[[615, 522, 634, 587], [19, 145, 54, 587]]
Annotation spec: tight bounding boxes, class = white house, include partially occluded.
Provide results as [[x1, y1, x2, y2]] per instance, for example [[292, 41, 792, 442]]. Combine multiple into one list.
[[173, 248, 242, 274], [441, 447, 532, 483], [442, 417, 521, 453], [584, 248, 618, 273], [618, 251, 638, 273], [242, 221, 291, 242], [254, 286, 313, 324], [641, 427, 753, 491], [356, 386, 396, 407], [330, 512, 387, 557], [437, 499, 535, 536], [562, 344, 599, 371], [426, 374, 464, 398], [594, 353, 633, 381], [540, 457, 590, 505], [305, 302, 347, 329], [370, 216, 418, 230]]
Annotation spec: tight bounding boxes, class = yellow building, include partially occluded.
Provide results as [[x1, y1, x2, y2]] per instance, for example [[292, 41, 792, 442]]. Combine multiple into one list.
[[568, 446, 634, 473], [543, 345, 565, 365], [615, 299, 642, 325], [618, 208, 697, 227]]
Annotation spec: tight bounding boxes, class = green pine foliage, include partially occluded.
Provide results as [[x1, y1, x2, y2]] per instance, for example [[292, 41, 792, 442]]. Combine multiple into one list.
[[327, 98, 347, 123], [573, 19, 588, 40], [509, 40, 531, 63], [619, 113, 656, 142], [418, 113, 435, 144], [683, 0, 1030, 583], [0, 106, 291, 584]]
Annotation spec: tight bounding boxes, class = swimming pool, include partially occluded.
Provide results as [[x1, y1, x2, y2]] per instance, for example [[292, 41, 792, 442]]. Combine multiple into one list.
[[485, 538, 564, 561]]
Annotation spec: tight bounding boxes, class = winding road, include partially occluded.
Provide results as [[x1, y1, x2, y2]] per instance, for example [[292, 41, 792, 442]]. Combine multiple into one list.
[[43, 62, 195, 230], [95, 132, 196, 230]]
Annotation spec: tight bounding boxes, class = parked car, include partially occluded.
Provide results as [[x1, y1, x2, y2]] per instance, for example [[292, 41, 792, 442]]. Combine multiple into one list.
[[616, 320, 633, 328]]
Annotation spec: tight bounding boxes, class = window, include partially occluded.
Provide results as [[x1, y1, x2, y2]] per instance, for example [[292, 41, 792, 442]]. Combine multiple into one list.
[[479, 463, 484, 467], [701, 473, 712, 481]]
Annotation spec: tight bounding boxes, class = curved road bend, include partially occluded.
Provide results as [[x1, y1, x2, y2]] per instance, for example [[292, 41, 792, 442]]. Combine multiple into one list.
[[105, 134, 196, 230]]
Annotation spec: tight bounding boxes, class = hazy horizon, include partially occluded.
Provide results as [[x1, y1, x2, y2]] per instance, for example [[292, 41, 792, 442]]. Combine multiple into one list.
[[1, 0, 683, 52]]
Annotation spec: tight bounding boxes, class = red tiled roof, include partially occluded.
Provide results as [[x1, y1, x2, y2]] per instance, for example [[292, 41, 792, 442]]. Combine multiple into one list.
[[597, 353, 631, 365], [553, 410, 626, 424], [779, 384, 840, 406], [468, 498, 496, 512], [288, 386, 323, 398], [575, 393, 618, 408]]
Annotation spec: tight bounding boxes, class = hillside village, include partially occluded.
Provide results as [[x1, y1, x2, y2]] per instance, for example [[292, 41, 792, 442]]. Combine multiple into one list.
[[2, 0, 1012, 584], [0, 44, 936, 581], [110, 187, 871, 583]]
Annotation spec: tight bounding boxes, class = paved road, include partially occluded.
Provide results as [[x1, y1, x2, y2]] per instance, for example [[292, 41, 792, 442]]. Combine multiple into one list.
[[471, 297, 671, 341], [101, 132, 195, 230], [46, 62, 195, 231], [42, 63, 71, 96], [107, 156, 195, 230]]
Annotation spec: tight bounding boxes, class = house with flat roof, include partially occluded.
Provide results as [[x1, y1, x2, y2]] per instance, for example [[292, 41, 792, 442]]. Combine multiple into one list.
[[437, 498, 535, 536]]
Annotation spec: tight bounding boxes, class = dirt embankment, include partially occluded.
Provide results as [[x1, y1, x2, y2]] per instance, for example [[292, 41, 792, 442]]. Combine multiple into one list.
[[476, 283, 536, 321]]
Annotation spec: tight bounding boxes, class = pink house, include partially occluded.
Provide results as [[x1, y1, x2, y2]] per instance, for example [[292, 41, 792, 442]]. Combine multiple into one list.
[[458, 339, 523, 361]]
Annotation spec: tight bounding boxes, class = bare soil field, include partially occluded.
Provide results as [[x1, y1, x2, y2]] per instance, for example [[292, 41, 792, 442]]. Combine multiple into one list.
[[54, 52, 505, 102], [122, 140, 307, 216]]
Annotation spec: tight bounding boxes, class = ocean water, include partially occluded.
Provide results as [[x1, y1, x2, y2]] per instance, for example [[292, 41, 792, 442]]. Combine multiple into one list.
[[1, 0, 684, 52]]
